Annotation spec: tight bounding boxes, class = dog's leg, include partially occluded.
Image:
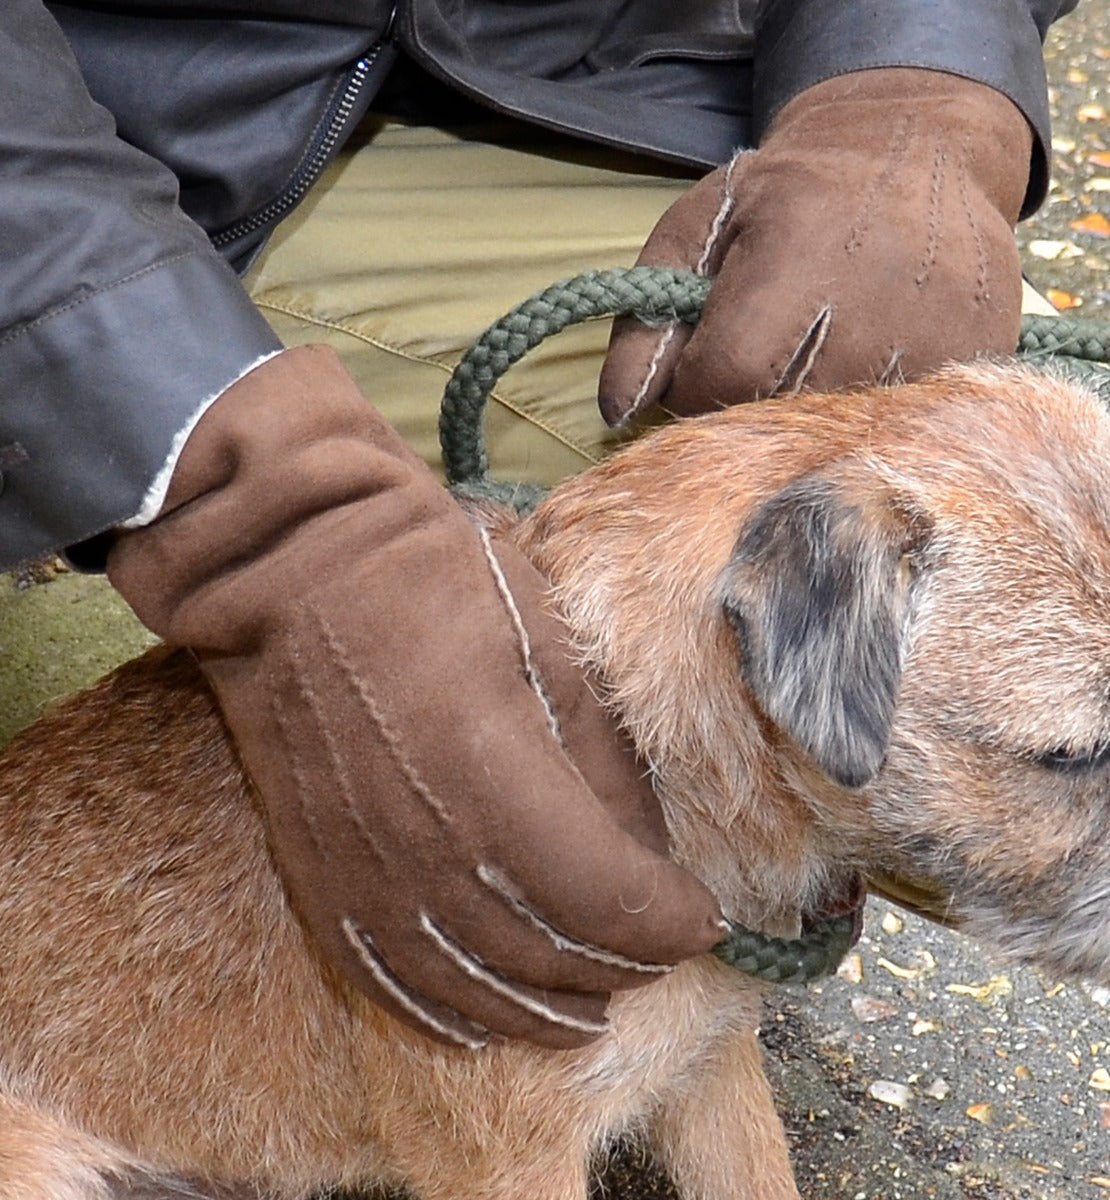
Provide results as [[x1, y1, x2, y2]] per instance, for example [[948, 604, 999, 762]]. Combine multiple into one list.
[[0, 1095, 253, 1200], [648, 1030, 799, 1200], [406, 1158, 589, 1200], [397, 1139, 590, 1200], [0, 1093, 137, 1200]]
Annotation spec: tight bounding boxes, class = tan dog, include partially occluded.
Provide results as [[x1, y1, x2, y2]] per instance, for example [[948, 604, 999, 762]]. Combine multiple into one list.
[[2, 360, 1110, 1200]]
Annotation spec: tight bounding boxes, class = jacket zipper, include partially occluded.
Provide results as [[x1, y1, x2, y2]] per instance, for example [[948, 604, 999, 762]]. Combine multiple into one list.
[[211, 12, 397, 252]]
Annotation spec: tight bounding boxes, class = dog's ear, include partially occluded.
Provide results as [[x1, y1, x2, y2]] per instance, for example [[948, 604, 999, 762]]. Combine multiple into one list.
[[719, 466, 930, 788]]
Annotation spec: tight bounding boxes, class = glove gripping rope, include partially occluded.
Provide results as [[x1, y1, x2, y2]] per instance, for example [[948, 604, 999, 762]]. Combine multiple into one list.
[[441, 265, 1110, 501]]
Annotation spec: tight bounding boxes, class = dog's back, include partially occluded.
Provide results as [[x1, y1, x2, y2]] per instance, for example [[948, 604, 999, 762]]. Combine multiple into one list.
[[0, 649, 394, 1194], [0, 648, 770, 1200]]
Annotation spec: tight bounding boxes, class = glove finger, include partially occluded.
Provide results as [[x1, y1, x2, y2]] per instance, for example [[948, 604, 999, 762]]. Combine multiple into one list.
[[661, 161, 1026, 414], [665, 287, 845, 414], [645, 148, 898, 412], [598, 156, 745, 426], [667, 254, 1021, 416], [598, 316, 694, 427], [270, 721, 712, 1028], [266, 796, 621, 1050], [656, 181, 879, 413], [476, 545, 725, 978], [490, 540, 670, 856], [466, 838, 723, 990], [342, 912, 614, 1050], [252, 663, 718, 1017], [227, 520, 722, 1034]]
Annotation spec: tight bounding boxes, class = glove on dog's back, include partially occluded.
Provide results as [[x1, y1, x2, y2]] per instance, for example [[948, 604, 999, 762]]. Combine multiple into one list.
[[107, 345, 723, 1050]]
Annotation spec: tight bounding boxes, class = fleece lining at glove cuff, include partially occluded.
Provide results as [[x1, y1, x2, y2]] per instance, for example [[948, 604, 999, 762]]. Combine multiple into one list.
[[753, 0, 1059, 217]]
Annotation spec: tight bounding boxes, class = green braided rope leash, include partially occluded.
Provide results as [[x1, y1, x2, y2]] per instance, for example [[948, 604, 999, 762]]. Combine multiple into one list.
[[440, 265, 1110, 502], [1017, 311, 1110, 367], [713, 911, 858, 985], [440, 267, 710, 506], [439, 266, 1110, 985]]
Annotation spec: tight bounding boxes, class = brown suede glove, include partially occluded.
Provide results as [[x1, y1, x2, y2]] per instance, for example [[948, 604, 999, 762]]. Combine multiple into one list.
[[599, 68, 1033, 423], [107, 345, 723, 1050]]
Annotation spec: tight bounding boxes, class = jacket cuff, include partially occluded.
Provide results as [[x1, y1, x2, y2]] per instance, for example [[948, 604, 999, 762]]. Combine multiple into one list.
[[753, 0, 1059, 216], [0, 249, 281, 570]]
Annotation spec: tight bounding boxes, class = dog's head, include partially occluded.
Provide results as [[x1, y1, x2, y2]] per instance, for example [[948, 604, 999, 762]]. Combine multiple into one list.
[[516, 361, 1110, 982]]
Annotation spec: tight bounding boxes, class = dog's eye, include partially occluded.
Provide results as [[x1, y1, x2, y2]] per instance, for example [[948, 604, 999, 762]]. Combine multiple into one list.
[[1033, 742, 1110, 773]]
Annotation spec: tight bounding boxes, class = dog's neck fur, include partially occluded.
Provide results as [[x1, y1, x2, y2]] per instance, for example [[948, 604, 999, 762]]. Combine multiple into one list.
[[512, 435, 842, 937]]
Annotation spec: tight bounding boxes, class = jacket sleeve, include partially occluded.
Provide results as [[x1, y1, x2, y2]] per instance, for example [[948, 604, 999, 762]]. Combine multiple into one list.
[[752, 0, 1081, 217], [0, 0, 282, 570]]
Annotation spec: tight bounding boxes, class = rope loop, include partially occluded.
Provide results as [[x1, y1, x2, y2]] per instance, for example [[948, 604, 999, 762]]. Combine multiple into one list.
[[1016, 312, 1110, 365], [439, 267, 710, 493]]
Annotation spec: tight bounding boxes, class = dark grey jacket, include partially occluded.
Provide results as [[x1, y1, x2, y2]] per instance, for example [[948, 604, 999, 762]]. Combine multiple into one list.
[[0, 0, 1078, 567]]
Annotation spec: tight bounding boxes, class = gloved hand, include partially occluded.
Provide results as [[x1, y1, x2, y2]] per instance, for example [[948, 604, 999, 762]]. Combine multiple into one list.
[[107, 345, 724, 1050], [599, 68, 1033, 423]]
